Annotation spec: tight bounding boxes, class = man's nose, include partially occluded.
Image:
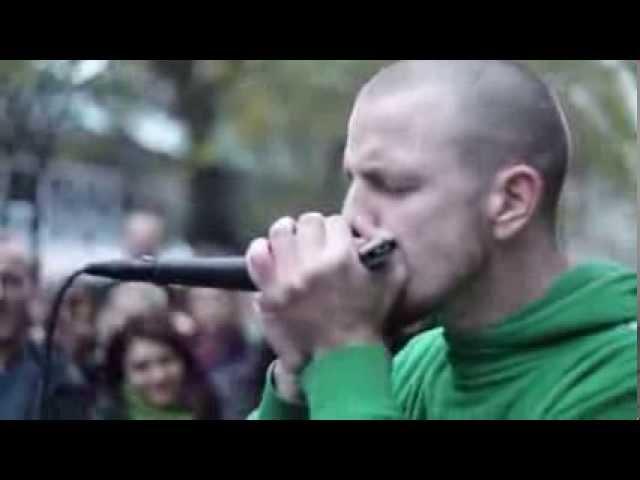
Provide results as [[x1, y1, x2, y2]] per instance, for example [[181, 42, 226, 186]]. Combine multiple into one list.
[[342, 185, 379, 238]]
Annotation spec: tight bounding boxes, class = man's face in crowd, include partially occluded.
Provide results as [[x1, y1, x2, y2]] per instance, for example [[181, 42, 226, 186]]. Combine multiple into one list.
[[124, 214, 166, 259], [0, 247, 33, 346], [186, 288, 238, 334], [342, 88, 491, 328], [59, 286, 97, 357]]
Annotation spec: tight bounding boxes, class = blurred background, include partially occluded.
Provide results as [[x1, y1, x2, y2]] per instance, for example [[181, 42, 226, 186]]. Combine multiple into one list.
[[0, 60, 636, 278], [0, 60, 636, 419]]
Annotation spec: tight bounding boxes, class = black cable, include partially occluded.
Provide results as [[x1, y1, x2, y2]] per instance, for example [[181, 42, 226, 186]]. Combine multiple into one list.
[[38, 268, 85, 420]]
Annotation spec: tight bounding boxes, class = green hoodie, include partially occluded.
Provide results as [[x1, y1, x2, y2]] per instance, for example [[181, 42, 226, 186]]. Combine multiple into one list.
[[251, 262, 637, 420]]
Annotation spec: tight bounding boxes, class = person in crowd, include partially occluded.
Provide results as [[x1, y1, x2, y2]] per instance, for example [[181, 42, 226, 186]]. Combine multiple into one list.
[[96, 282, 170, 349], [0, 230, 90, 420], [95, 313, 220, 420], [55, 281, 102, 394], [183, 286, 268, 419], [89, 209, 169, 317], [122, 209, 167, 260]]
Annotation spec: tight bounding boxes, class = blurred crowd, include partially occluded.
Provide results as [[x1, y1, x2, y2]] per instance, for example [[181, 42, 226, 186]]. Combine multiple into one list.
[[0, 210, 274, 420]]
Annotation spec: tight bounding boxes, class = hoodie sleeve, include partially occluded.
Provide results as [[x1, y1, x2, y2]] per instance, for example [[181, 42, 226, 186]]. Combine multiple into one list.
[[248, 362, 309, 420], [301, 344, 405, 420]]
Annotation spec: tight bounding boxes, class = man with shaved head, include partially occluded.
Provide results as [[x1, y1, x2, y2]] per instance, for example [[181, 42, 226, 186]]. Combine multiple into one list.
[[247, 61, 637, 420], [123, 210, 167, 260]]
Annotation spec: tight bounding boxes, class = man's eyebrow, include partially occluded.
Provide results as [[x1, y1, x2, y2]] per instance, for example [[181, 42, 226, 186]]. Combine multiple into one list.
[[348, 163, 408, 180], [359, 166, 387, 181]]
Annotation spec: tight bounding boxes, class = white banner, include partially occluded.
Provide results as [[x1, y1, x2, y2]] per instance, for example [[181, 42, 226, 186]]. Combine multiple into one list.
[[38, 160, 124, 281]]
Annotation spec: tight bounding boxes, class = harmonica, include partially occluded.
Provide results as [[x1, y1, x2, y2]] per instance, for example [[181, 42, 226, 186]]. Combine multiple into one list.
[[358, 237, 398, 271]]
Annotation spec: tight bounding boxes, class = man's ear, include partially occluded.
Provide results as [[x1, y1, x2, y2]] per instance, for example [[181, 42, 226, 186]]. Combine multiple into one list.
[[485, 164, 544, 241]]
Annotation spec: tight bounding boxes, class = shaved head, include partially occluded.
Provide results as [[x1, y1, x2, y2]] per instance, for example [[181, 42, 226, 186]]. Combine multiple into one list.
[[354, 60, 572, 227], [123, 210, 166, 259]]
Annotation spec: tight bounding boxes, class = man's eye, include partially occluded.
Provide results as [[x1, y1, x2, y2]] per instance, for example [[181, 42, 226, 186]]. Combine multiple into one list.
[[376, 179, 416, 195], [384, 183, 414, 194]]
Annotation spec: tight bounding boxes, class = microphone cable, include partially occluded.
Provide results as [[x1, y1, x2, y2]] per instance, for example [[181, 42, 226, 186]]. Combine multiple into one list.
[[38, 268, 86, 420]]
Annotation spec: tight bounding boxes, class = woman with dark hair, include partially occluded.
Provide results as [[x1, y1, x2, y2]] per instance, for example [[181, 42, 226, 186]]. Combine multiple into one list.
[[95, 313, 220, 420]]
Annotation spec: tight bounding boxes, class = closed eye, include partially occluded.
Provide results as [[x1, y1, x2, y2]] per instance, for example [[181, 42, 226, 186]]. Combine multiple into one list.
[[362, 171, 418, 195]]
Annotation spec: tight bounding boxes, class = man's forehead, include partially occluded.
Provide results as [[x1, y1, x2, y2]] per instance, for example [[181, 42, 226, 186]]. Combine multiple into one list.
[[353, 85, 455, 123], [349, 86, 461, 147], [345, 89, 461, 174]]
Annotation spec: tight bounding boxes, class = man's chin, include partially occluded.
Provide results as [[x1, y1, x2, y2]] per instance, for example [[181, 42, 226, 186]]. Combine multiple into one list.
[[384, 296, 446, 339]]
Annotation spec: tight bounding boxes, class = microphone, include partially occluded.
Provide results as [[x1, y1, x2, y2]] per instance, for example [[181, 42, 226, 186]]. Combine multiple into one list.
[[84, 257, 257, 291], [83, 238, 397, 291]]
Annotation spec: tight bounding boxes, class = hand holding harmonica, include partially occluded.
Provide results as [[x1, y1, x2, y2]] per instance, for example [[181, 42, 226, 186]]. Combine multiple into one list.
[[246, 213, 407, 371]]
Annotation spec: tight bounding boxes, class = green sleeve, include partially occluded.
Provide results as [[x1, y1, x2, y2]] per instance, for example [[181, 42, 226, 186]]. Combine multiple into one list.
[[248, 362, 309, 420], [301, 344, 404, 420]]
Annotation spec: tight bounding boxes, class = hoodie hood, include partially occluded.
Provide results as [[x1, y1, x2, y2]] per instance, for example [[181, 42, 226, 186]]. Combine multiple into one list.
[[445, 261, 637, 356]]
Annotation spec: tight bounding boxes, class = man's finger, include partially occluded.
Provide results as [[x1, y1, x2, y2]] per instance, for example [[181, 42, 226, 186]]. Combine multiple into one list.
[[246, 237, 275, 290], [297, 212, 326, 262], [269, 217, 299, 278], [325, 215, 356, 259]]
